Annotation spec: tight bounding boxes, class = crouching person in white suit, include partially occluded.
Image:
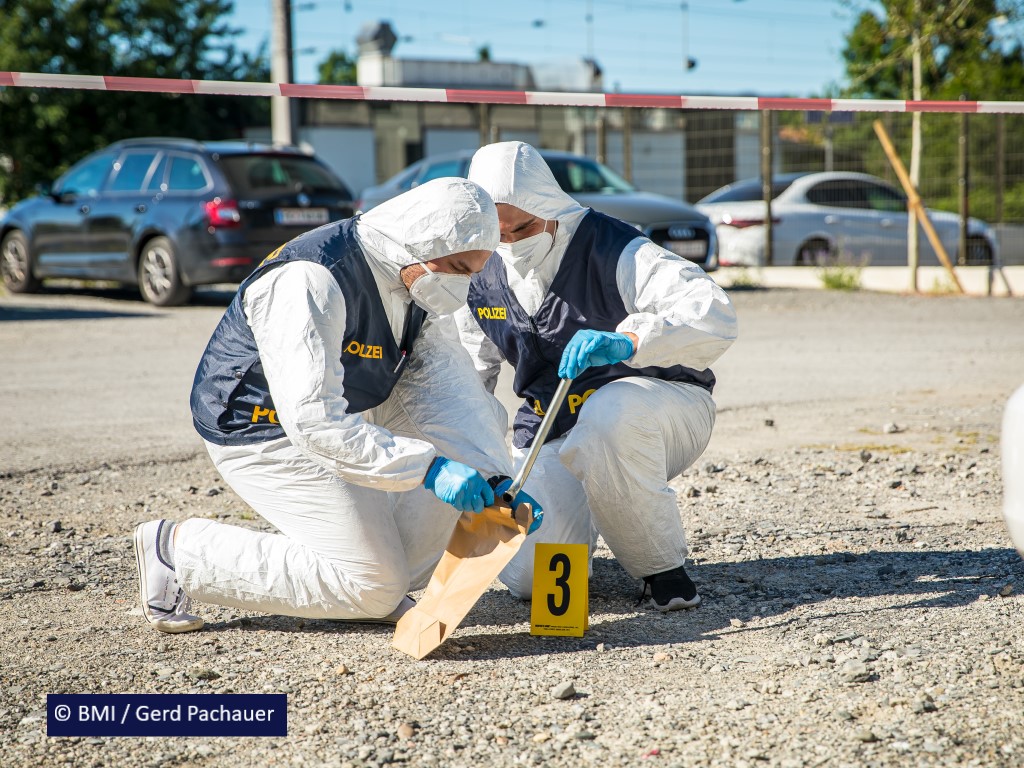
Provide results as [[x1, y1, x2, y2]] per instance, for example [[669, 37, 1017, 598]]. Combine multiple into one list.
[[457, 142, 737, 611], [133, 178, 541, 633]]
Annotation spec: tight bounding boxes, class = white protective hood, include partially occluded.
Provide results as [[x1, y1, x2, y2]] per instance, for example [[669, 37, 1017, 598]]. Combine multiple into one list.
[[468, 141, 585, 222], [466, 141, 589, 307], [355, 177, 500, 282]]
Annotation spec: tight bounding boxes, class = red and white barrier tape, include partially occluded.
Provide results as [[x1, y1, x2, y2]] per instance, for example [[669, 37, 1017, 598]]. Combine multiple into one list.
[[2, 71, 1023, 113]]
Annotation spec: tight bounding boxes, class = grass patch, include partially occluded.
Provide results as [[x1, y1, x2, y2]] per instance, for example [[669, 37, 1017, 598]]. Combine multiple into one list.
[[725, 268, 762, 290], [952, 430, 997, 445], [817, 263, 862, 291], [809, 443, 913, 454], [927, 275, 959, 295]]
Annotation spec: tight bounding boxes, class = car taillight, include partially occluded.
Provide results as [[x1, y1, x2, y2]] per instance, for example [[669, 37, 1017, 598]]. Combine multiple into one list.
[[721, 213, 781, 228], [204, 198, 241, 228]]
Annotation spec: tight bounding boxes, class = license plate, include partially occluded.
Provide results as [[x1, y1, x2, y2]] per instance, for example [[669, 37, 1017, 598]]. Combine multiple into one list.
[[664, 239, 706, 258], [274, 208, 329, 226]]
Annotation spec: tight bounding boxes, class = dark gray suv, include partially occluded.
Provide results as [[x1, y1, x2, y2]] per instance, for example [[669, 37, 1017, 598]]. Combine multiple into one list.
[[356, 149, 718, 272], [0, 138, 355, 305]]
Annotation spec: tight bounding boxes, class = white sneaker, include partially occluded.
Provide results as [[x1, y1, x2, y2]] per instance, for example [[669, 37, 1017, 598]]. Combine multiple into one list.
[[134, 520, 204, 633]]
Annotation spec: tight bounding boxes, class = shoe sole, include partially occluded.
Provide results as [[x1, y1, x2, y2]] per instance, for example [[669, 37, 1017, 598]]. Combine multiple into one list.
[[133, 524, 204, 634], [647, 594, 702, 612]]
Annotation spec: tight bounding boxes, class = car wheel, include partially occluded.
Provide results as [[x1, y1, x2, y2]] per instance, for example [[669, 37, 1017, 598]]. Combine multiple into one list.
[[963, 236, 993, 267], [1, 230, 41, 294], [795, 238, 835, 267], [137, 236, 191, 307]]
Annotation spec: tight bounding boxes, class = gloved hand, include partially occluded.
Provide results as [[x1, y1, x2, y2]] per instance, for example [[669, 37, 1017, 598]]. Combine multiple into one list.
[[493, 479, 544, 535], [558, 329, 635, 379], [423, 456, 494, 514]]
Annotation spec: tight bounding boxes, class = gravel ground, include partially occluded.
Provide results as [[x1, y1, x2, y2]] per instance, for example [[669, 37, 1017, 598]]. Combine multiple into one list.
[[2, 284, 1023, 767]]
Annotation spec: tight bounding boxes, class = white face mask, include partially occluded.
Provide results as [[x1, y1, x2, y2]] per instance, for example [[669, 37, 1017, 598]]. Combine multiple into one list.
[[408, 267, 471, 316], [495, 223, 554, 270]]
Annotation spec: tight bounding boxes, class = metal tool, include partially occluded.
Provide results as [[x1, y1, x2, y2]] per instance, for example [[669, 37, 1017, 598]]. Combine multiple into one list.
[[501, 377, 573, 503]]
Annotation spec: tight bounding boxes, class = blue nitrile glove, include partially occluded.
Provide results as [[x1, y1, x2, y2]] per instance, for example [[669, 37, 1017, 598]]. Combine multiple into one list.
[[558, 329, 635, 379], [493, 478, 544, 535], [423, 457, 495, 514]]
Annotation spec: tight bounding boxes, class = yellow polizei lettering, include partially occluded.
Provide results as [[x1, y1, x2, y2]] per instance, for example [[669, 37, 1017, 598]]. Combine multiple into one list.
[[567, 389, 597, 415], [477, 306, 507, 321], [345, 340, 383, 359], [258, 245, 285, 267], [532, 400, 546, 417], [252, 405, 279, 424]]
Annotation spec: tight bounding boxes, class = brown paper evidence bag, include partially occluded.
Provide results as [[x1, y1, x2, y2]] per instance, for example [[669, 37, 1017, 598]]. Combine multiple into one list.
[[392, 500, 535, 660]]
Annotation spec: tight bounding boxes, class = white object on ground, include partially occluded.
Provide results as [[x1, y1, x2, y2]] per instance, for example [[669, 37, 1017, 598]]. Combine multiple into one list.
[[1003, 384, 1024, 556]]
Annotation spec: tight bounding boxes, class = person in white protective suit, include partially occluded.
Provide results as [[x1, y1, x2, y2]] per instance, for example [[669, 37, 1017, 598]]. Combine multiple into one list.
[[456, 141, 738, 611], [132, 177, 541, 634]]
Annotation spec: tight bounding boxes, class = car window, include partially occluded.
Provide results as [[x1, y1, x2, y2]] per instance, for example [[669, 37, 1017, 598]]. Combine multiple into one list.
[[218, 155, 350, 197], [417, 159, 466, 185], [57, 154, 115, 197], [145, 155, 169, 192], [166, 155, 210, 192], [863, 181, 906, 212], [109, 151, 159, 192], [389, 162, 423, 192], [545, 158, 634, 194], [805, 180, 869, 209], [698, 178, 795, 203]]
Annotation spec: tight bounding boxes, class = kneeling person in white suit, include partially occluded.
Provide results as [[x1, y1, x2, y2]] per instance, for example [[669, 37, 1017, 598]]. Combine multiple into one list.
[[458, 142, 738, 611], [133, 178, 540, 633]]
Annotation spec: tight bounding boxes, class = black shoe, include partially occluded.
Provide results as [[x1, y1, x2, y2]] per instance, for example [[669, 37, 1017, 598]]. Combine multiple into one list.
[[640, 564, 701, 612]]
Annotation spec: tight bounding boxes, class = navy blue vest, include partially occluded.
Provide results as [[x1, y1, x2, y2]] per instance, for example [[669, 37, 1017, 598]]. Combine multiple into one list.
[[191, 218, 426, 446], [468, 209, 715, 449]]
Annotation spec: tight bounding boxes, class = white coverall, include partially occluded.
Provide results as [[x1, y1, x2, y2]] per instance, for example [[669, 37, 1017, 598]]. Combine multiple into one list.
[[175, 179, 513, 620], [457, 141, 738, 597], [1003, 384, 1024, 557]]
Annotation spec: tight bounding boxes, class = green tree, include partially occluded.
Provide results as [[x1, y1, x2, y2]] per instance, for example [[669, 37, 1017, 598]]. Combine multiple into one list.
[[834, 1, 1024, 226], [317, 49, 357, 85], [0, 0, 269, 204], [841, 0, 1024, 100]]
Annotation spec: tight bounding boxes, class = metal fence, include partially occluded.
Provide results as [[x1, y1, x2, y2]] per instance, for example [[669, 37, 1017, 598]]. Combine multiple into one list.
[[3, 73, 1023, 268]]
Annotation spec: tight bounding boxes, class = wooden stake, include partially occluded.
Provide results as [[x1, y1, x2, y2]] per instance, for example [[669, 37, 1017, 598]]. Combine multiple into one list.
[[872, 120, 964, 294]]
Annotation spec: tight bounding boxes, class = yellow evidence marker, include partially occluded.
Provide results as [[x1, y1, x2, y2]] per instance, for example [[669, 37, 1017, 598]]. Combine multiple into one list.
[[530, 543, 589, 637]]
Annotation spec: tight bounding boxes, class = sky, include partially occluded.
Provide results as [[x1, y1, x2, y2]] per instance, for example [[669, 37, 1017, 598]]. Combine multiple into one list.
[[227, 0, 860, 97]]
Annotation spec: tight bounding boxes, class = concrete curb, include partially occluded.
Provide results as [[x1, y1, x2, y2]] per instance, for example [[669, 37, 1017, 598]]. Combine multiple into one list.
[[712, 265, 1021, 297]]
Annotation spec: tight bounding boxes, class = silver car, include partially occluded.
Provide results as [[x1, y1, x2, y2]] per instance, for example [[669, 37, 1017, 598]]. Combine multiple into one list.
[[356, 149, 718, 271], [696, 171, 999, 268]]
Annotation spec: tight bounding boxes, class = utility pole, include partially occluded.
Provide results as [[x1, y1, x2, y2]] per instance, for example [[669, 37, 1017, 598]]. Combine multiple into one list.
[[907, 0, 922, 291], [585, 0, 594, 61], [271, 0, 297, 146], [760, 110, 774, 267], [957, 99, 968, 267], [622, 108, 633, 182], [996, 113, 1005, 223]]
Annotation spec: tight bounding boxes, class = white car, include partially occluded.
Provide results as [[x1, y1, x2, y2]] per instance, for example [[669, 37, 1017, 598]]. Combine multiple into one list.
[[696, 172, 999, 268]]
